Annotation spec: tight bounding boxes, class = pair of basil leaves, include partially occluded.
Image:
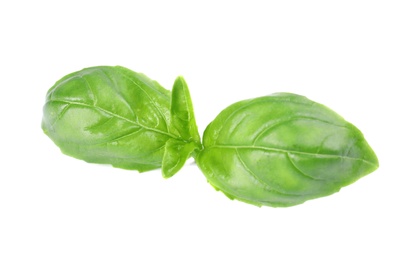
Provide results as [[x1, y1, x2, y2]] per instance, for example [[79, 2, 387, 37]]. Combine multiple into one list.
[[42, 66, 379, 207]]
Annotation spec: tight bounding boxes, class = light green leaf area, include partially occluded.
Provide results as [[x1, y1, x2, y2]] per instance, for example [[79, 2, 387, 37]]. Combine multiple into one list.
[[42, 66, 175, 172], [197, 93, 379, 207], [162, 139, 197, 178], [162, 76, 202, 178]]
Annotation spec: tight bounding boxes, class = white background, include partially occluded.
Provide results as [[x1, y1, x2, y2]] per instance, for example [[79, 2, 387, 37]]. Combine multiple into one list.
[[1, 0, 411, 259]]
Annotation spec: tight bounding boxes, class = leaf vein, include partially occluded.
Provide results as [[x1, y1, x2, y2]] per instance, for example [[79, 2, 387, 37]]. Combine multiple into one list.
[[252, 117, 349, 145], [209, 144, 377, 167], [118, 70, 169, 132], [46, 99, 177, 139], [235, 149, 297, 195], [52, 104, 70, 127], [286, 152, 326, 181], [99, 69, 138, 121]]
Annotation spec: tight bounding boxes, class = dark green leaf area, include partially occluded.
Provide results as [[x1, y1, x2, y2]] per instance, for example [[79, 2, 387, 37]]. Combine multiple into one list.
[[42, 66, 174, 172], [197, 93, 379, 207]]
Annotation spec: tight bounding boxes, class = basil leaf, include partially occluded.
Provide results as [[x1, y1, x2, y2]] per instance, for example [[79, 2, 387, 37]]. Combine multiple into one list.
[[196, 93, 379, 207], [42, 66, 176, 172], [162, 76, 202, 178], [162, 139, 198, 178]]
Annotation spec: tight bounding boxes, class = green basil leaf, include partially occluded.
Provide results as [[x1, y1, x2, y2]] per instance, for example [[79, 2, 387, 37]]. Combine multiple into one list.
[[42, 66, 176, 172], [162, 139, 197, 178], [162, 76, 202, 178], [196, 93, 379, 207]]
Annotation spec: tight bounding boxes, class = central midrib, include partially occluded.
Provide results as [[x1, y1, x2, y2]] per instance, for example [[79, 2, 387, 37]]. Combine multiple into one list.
[[48, 99, 178, 139]]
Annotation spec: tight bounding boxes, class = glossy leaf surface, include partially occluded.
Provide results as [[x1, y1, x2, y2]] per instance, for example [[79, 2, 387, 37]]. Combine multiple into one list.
[[42, 66, 179, 172], [162, 76, 202, 178], [196, 93, 379, 207]]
